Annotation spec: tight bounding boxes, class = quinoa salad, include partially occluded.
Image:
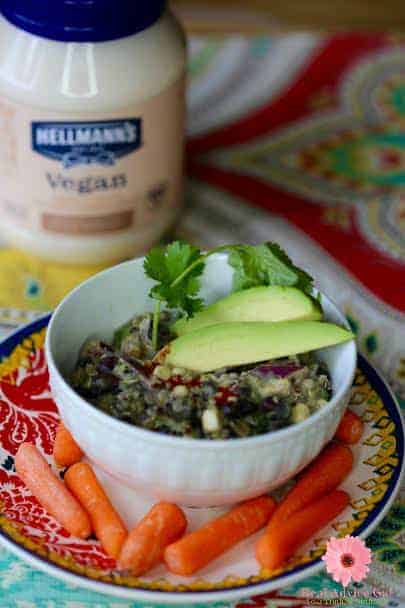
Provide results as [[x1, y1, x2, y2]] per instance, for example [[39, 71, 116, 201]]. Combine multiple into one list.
[[71, 312, 332, 440]]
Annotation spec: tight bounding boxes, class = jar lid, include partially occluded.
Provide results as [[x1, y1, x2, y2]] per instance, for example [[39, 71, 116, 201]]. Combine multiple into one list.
[[0, 0, 166, 42]]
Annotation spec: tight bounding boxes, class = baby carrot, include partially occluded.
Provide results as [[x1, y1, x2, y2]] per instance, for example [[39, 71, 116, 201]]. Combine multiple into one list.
[[266, 442, 353, 532], [53, 423, 83, 467], [164, 495, 276, 576], [256, 489, 350, 570], [64, 462, 128, 560], [335, 410, 364, 445], [118, 502, 187, 575], [15, 443, 91, 539]]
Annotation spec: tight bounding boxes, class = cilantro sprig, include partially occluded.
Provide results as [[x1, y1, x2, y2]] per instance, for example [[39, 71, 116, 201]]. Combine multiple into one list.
[[228, 243, 313, 293], [144, 241, 314, 349], [144, 242, 206, 348]]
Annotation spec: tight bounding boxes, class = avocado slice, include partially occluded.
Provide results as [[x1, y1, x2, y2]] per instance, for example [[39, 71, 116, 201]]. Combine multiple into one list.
[[158, 321, 353, 372], [172, 286, 322, 336]]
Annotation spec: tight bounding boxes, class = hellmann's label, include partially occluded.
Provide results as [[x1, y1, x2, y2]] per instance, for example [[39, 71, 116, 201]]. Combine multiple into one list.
[[31, 119, 142, 168], [0, 75, 184, 236]]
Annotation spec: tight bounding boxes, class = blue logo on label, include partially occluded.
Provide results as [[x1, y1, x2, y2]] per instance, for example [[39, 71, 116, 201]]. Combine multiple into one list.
[[31, 119, 142, 168]]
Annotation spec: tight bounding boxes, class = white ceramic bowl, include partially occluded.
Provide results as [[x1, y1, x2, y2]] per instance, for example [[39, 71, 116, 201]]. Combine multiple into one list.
[[45, 254, 356, 507]]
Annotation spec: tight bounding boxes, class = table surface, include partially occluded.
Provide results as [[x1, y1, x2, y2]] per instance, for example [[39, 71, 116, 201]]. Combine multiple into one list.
[[173, 0, 405, 32], [0, 29, 404, 608]]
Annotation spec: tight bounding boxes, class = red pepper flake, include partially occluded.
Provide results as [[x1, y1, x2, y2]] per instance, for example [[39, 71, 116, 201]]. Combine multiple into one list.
[[142, 361, 156, 377], [167, 375, 201, 389], [215, 386, 237, 406]]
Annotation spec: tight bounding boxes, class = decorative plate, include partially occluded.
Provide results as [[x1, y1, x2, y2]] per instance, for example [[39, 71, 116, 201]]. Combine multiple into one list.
[[0, 316, 403, 605]]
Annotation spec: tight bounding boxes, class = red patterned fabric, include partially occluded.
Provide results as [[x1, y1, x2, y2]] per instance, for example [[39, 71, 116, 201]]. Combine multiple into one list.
[[188, 34, 405, 311]]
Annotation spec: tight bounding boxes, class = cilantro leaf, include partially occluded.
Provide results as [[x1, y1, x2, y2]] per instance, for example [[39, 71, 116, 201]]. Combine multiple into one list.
[[165, 241, 203, 284], [228, 242, 314, 295], [143, 246, 169, 283], [144, 241, 205, 316]]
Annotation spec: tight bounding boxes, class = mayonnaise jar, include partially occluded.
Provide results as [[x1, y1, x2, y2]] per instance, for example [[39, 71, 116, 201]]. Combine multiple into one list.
[[0, 1, 186, 264]]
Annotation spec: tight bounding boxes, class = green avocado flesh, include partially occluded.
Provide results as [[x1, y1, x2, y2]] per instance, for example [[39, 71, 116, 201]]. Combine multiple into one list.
[[162, 321, 353, 372], [172, 286, 322, 336]]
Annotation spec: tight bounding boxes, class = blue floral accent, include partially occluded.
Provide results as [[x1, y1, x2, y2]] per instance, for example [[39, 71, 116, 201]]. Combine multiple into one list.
[[391, 85, 405, 116], [25, 278, 41, 299], [250, 36, 273, 58]]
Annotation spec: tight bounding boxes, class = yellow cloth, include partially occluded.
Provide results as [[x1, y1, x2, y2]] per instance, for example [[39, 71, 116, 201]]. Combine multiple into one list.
[[0, 249, 107, 323]]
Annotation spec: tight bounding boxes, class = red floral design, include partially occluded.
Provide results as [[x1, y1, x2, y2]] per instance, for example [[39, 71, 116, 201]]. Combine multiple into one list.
[[0, 345, 115, 571], [0, 469, 115, 570], [0, 347, 59, 455]]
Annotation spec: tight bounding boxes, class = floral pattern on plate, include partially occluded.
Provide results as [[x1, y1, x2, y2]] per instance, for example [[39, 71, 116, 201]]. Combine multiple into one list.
[[0, 316, 403, 603]]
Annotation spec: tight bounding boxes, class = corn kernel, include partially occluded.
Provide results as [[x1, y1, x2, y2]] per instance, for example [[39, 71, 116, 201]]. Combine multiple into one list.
[[153, 365, 171, 381], [292, 402, 310, 423], [172, 384, 188, 398]]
